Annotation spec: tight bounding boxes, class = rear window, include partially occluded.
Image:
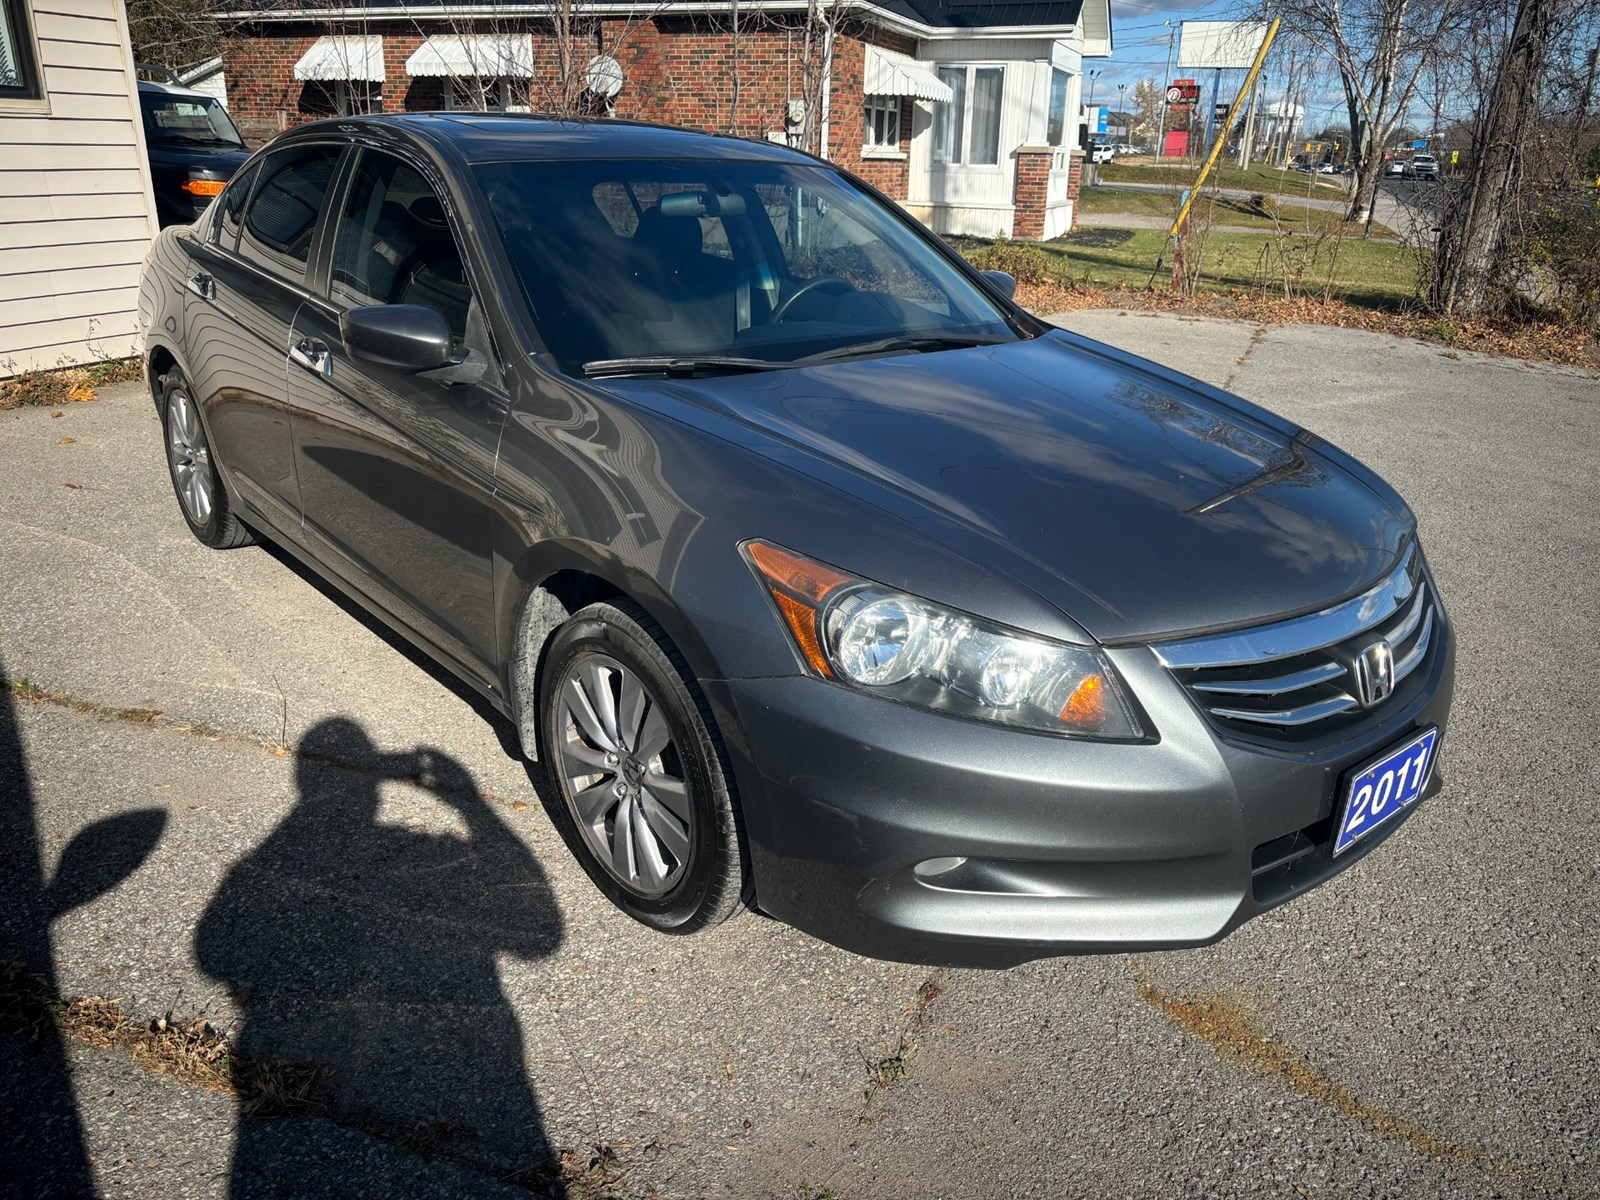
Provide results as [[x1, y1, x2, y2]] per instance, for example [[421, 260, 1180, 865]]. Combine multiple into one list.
[[237, 144, 343, 283]]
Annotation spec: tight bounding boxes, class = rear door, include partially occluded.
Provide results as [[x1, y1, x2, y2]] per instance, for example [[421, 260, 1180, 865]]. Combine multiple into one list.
[[286, 146, 509, 684], [184, 143, 345, 537]]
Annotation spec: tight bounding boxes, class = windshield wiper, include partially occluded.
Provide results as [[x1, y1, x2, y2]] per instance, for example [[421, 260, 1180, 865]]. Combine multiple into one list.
[[799, 333, 1019, 365], [582, 355, 789, 379]]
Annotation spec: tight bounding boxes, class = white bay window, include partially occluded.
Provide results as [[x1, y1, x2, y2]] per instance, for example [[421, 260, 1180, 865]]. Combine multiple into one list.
[[932, 65, 1004, 166]]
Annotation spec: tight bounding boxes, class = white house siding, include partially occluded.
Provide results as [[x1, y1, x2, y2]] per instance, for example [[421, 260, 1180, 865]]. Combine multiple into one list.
[[1, 0, 159, 374]]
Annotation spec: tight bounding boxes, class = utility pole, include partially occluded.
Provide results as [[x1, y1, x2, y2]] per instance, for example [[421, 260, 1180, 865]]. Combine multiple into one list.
[[1238, 79, 1260, 169], [1155, 21, 1176, 158], [1117, 81, 1127, 143]]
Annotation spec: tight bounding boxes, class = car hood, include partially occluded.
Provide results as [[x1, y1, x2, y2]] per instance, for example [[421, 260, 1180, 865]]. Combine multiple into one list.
[[616, 332, 1413, 643]]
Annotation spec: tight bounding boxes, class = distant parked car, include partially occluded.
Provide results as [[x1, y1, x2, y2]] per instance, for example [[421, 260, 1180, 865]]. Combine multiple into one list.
[[1090, 143, 1115, 164], [1406, 153, 1440, 180], [139, 80, 250, 227], [1386, 158, 1409, 177]]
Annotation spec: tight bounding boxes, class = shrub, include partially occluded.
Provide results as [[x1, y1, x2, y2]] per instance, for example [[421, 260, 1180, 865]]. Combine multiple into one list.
[[960, 237, 1068, 286]]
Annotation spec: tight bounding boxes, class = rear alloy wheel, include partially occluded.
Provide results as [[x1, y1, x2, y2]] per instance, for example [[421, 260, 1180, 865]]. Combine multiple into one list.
[[160, 372, 254, 549], [540, 601, 747, 932]]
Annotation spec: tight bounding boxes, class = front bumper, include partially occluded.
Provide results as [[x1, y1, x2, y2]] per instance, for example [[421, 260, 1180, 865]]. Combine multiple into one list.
[[720, 618, 1454, 967]]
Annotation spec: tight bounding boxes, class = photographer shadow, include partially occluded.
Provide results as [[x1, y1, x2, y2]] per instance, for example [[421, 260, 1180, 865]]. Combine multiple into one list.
[[195, 717, 565, 1195]]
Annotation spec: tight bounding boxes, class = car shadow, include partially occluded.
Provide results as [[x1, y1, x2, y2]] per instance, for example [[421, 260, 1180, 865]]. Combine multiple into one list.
[[0, 662, 167, 1198], [258, 542, 525, 764], [193, 716, 567, 1195]]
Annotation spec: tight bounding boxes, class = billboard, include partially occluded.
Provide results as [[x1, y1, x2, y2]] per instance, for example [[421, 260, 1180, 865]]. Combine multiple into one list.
[[1177, 21, 1270, 70]]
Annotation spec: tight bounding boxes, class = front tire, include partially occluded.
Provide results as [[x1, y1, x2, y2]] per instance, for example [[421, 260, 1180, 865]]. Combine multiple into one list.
[[159, 371, 254, 549], [539, 600, 748, 933]]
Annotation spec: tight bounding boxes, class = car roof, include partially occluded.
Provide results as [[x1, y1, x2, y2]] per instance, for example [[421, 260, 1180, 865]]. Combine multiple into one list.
[[138, 79, 216, 101], [285, 112, 824, 167]]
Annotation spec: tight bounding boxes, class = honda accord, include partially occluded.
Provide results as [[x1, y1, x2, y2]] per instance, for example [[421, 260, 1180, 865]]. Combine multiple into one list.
[[136, 115, 1453, 966]]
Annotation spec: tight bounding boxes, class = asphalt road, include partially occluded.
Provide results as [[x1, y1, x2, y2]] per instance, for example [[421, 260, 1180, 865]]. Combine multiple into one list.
[[2, 314, 1597, 1200]]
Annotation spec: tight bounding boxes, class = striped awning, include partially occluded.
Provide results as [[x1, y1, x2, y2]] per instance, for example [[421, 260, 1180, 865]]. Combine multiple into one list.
[[293, 35, 384, 82], [863, 46, 953, 103], [406, 34, 535, 78]]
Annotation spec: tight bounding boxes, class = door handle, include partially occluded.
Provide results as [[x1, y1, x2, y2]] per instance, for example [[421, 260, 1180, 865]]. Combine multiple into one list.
[[186, 272, 216, 300], [289, 337, 332, 378]]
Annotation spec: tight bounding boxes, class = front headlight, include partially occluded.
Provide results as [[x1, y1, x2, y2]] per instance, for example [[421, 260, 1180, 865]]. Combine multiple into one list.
[[743, 541, 1143, 739]]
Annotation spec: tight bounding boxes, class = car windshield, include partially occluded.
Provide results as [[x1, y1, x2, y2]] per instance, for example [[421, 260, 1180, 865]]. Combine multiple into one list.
[[140, 92, 245, 148], [474, 157, 1019, 373]]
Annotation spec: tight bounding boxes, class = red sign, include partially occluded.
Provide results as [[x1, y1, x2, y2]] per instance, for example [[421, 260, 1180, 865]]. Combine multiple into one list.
[[1167, 79, 1201, 105]]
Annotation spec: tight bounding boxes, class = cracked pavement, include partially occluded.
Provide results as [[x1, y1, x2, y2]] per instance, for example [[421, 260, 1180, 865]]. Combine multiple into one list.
[[2, 312, 1597, 1199]]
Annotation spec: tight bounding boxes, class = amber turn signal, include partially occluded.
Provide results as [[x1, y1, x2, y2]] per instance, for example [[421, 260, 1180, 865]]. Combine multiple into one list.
[[744, 542, 857, 677], [1060, 674, 1107, 730], [181, 178, 226, 197]]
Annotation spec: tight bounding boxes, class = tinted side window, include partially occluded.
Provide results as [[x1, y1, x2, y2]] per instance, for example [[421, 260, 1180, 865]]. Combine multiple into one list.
[[238, 144, 343, 282], [214, 160, 260, 252], [330, 151, 473, 343]]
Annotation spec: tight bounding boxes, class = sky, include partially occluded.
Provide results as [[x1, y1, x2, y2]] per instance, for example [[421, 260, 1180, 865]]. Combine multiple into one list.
[[1096, 0, 1348, 131]]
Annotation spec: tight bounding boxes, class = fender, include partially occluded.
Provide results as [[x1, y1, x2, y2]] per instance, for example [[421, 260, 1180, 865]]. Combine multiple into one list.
[[493, 533, 733, 763]]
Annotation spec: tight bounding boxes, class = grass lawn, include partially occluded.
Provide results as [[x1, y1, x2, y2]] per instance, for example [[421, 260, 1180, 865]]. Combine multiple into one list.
[[1076, 185, 1392, 237], [1097, 160, 1350, 199], [1026, 227, 1420, 309]]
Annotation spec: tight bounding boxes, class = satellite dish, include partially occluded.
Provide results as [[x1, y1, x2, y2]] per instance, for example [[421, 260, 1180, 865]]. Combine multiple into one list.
[[585, 55, 625, 99]]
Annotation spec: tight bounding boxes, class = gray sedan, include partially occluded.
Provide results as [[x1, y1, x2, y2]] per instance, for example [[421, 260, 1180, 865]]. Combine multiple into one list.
[[137, 115, 1453, 966]]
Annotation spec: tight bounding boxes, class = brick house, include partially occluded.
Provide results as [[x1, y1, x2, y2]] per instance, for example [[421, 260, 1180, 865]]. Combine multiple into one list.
[[216, 0, 1111, 239]]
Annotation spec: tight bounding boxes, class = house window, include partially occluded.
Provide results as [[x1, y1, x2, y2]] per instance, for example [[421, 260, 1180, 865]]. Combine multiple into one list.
[[1048, 68, 1070, 147], [444, 77, 529, 112], [311, 80, 379, 117], [0, 0, 44, 101], [932, 66, 965, 164], [865, 96, 900, 151], [931, 65, 1003, 166]]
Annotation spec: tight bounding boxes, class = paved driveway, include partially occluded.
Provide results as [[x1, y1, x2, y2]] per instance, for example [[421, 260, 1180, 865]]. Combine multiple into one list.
[[2, 313, 1597, 1199]]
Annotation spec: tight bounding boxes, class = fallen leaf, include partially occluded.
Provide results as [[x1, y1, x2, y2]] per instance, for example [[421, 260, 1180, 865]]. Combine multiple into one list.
[[58, 437, 76, 445], [725, 1063, 734, 1079], [51, 410, 64, 418], [68, 384, 96, 402], [511, 800, 529, 810], [64, 482, 85, 490]]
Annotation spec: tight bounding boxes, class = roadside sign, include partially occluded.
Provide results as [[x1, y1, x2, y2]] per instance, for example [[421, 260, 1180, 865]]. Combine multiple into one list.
[[1166, 85, 1183, 103], [1451, 150, 1460, 163], [1097, 108, 1108, 133], [1168, 79, 1201, 104], [1214, 103, 1230, 123], [1411, 139, 1427, 149]]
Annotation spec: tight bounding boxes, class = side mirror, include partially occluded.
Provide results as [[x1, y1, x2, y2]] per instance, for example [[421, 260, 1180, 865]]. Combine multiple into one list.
[[981, 270, 1018, 301], [340, 305, 454, 372]]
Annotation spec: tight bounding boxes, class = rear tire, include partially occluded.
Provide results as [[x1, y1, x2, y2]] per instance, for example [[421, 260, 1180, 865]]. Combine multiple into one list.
[[539, 599, 748, 934], [158, 370, 254, 550]]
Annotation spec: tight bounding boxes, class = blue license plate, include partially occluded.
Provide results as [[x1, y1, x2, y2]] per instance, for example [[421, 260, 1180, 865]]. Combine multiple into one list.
[[1333, 727, 1438, 856]]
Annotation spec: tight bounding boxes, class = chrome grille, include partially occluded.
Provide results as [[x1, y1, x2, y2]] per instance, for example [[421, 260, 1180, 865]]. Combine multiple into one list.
[[1153, 547, 1440, 741]]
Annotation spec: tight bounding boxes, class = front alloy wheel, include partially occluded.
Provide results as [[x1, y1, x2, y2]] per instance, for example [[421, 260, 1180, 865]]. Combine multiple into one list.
[[556, 652, 692, 897], [539, 600, 747, 933]]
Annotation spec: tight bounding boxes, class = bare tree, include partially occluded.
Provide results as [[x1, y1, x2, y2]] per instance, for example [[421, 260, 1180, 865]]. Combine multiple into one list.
[[128, 0, 221, 71], [1260, 0, 1472, 223], [1426, 0, 1595, 316]]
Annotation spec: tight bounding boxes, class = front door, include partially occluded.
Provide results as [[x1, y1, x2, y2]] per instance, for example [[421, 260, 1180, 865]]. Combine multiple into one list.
[[287, 148, 508, 685]]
